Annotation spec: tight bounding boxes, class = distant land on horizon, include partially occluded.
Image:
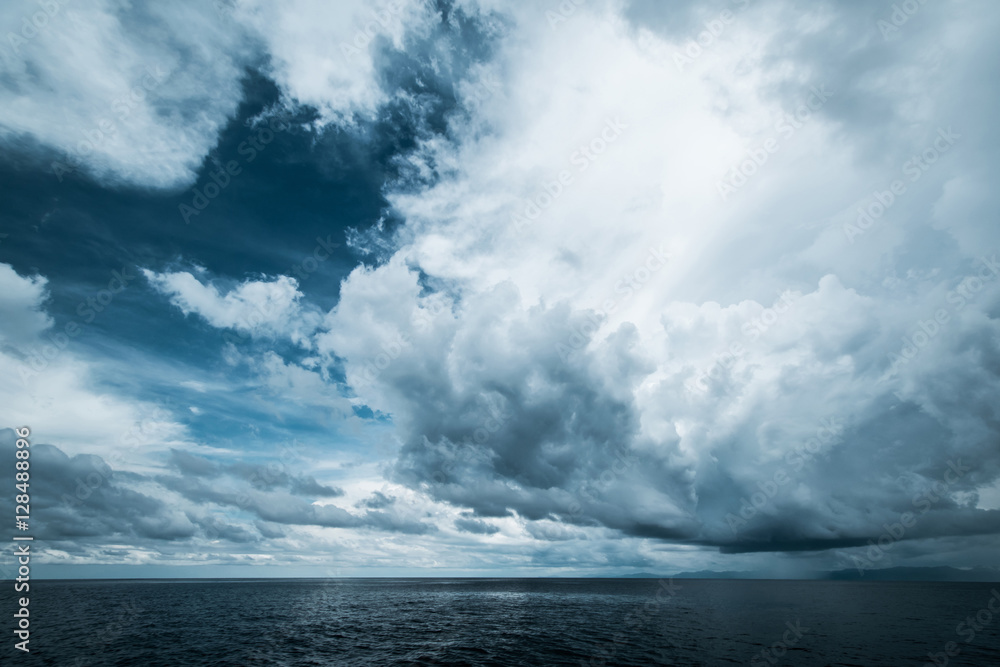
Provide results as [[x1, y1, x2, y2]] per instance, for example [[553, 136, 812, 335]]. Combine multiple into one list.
[[619, 566, 1000, 582]]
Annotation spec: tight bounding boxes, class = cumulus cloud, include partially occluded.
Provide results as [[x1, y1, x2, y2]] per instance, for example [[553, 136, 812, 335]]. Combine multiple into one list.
[[0, 0, 444, 189], [0, 432, 197, 544], [143, 269, 321, 345], [0, 0, 254, 188], [232, 0, 437, 121]]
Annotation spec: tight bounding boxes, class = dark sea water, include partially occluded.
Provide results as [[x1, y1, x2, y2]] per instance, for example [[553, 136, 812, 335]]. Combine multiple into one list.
[[2, 578, 999, 666]]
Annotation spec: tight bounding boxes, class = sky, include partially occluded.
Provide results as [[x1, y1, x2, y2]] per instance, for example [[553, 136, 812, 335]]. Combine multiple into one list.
[[0, 0, 998, 579]]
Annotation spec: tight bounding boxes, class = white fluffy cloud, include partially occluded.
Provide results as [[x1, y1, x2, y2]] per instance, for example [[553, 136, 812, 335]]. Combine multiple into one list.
[[0, 264, 190, 467], [0, 0, 255, 188], [0, 0, 438, 188], [143, 269, 320, 346], [233, 0, 435, 121]]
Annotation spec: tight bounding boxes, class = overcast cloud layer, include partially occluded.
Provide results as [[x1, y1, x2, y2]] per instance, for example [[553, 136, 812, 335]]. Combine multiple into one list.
[[1, 0, 999, 578]]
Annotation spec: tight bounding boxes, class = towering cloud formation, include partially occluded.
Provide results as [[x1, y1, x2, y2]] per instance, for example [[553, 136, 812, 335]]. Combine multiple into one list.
[[317, 0, 1000, 564]]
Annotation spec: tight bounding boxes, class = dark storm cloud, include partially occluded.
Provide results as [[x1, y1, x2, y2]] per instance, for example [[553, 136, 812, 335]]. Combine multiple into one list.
[[158, 462, 437, 535], [290, 476, 345, 498], [167, 448, 344, 497], [170, 449, 220, 477], [254, 520, 287, 539], [342, 216, 1000, 562], [357, 491, 396, 509], [0, 431, 196, 543], [372, 292, 721, 545], [187, 513, 259, 544], [0, 429, 436, 548], [388, 299, 650, 514], [155, 474, 354, 528], [362, 510, 439, 535], [454, 517, 500, 535]]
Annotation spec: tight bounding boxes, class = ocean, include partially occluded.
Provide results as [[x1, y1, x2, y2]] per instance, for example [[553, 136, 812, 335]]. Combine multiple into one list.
[[3, 578, 999, 665]]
